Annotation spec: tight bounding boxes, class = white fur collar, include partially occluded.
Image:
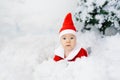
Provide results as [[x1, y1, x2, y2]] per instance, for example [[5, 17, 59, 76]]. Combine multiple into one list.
[[54, 44, 81, 60]]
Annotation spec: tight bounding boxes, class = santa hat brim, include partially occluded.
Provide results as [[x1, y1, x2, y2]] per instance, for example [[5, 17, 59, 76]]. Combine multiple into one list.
[[59, 29, 76, 38]]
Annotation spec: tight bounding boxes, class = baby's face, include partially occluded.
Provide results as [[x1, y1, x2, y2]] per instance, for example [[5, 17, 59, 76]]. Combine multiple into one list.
[[60, 34, 76, 52]]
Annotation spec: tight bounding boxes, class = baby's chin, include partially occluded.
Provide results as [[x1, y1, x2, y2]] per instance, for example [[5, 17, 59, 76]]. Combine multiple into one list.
[[65, 47, 74, 51]]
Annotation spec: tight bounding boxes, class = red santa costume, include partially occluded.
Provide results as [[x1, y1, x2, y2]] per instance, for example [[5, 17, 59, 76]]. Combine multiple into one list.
[[53, 13, 88, 62]]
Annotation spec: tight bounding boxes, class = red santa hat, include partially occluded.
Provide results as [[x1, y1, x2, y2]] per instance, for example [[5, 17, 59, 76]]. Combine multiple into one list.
[[59, 13, 77, 37]]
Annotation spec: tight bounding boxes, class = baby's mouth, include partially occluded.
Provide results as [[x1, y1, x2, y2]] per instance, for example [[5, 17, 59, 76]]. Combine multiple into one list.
[[66, 45, 71, 47]]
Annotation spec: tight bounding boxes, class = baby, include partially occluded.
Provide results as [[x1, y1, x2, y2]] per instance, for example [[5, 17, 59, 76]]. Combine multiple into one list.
[[53, 13, 88, 62]]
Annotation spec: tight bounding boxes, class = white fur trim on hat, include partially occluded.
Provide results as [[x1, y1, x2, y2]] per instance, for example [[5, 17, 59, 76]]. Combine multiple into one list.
[[59, 29, 76, 38]]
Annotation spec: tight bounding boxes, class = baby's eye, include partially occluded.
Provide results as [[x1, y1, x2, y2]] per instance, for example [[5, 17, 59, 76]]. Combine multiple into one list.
[[70, 37, 74, 39], [63, 37, 66, 40]]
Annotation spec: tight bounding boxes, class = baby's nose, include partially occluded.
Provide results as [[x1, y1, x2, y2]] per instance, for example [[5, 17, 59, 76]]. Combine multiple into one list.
[[66, 39, 70, 42]]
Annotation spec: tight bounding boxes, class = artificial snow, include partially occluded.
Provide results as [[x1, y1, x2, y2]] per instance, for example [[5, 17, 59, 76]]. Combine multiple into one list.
[[0, 0, 120, 80], [0, 32, 120, 80]]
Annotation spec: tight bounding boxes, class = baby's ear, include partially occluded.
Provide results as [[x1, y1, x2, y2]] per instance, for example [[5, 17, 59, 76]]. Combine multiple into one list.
[[86, 47, 92, 55]]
